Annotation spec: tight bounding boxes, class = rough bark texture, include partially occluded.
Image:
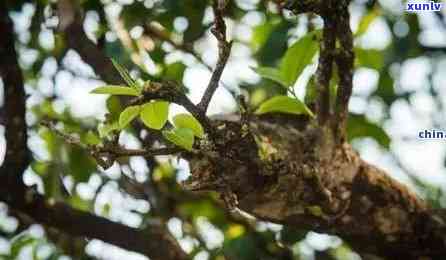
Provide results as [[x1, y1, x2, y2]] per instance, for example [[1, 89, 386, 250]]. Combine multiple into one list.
[[185, 115, 445, 259]]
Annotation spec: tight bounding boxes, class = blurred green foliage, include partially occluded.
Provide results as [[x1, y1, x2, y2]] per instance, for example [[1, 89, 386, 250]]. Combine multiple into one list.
[[2, 0, 446, 259]]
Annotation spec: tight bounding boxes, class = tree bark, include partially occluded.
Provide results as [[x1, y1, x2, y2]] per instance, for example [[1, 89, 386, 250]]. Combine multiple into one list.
[[184, 115, 445, 259]]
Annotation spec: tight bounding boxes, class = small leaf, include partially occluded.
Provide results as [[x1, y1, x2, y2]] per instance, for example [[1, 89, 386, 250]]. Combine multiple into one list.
[[119, 105, 141, 129], [162, 128, 195, 151], [280, 30, 320, 86], [173, 113, 204, 138], [111, 58, 142, 91], [98, 121, 119, 138], [255, 67, 288, 87], [140, 101, 169, 130], [347, 114, 390, 149], [91, 85, 140, 96], [307, 205, 323, 217], [255, 95, 314, 117], [355, 9, 380, 36], [82, 131, 101, 145], [11, 235, 37, 258], [355, 48, 384, 70], [106, 96, 123, 121]]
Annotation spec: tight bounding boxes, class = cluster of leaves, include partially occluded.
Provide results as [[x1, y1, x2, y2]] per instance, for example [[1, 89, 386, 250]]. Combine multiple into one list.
[[254, 30, 320, 118], [91, 60, 204, 151]]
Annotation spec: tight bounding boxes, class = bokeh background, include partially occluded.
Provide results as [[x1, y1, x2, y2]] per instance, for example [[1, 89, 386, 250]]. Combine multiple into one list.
[[1, 0, 446, 259]]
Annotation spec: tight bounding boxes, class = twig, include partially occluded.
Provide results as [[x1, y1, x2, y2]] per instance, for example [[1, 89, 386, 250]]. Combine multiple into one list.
[[101, 146, 181, 158], [144, 23, 238, 98], [145, 23, 211, 70], [198, 1, 233, 113], [41, 120, 182, 168], [41, 120, 86, 148]]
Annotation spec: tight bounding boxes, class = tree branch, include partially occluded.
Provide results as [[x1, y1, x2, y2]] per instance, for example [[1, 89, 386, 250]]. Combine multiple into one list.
[[197, 1, 232, 113], [0, 4, 187, 259], [333, 4, 354, 139], [0, 0, 29, 208], [57, 0, 122, 84], [134, 81, 216, 137], [9, 194, 188, 260], [314, 15, 336, 125], [184, 114, 446, 259]]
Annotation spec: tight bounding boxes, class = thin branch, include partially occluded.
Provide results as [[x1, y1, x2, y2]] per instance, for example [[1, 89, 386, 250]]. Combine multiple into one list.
[[137, 81, 216, 137], [198, 1, 233, 112], [145, 23, 211, 71], [314, 15, 336, 125], [102, 146, 181, 158], [41, 120, 182, 165], [57, 0, 122, 84], [333, 6, 354, 139]]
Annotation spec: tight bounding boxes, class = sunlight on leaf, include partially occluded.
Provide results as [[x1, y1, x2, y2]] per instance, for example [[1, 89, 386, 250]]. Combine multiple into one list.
[[255, 95, 314, 117], [140, 101, 169, 130], [280, 30, 320, 86], [98, 121, 119, 138], [162, 128, 195, 151], [119, 105, 141, 129], [172, 113, 204, 138], [355, 9, 380, 36], [255, 67, 288, 87]]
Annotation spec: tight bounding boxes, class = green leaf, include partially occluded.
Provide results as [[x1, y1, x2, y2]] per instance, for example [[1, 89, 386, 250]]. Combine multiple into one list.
[[164, 62, 186, 82], [355, 48, 384, 70], [173, 113, 204, 138], [255, 95, 314, 117], [111, 58, 142, 91], [347, 114, 390, 149], [91, 85, 140, 96], [82, 131, 101, 145], [163, 128, 195, 151], [280, 30, 320, 86], [355, 9, 380, 36], [98, 121, 119, 138], [67, 146, 97, 183], [11, 235, 37, 258], [255, 67, 288, 87], [140, 101, 169, 130], [119, 105, 141, 129], [106, 96, 123, 121]]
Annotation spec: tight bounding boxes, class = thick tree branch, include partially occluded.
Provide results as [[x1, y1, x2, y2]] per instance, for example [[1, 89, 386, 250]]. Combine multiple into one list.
[[10, 194, 188, 260], [183, 114, 446, 259], [0, 0, 29, 207]]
